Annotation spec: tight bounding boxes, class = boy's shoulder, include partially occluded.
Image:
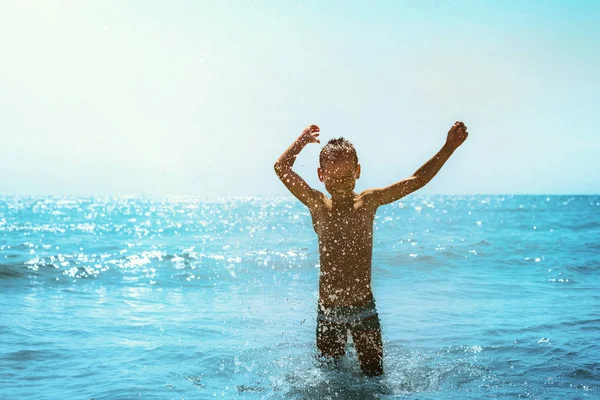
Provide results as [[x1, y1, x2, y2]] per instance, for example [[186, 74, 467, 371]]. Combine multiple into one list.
[[303, 189, 329, 211], [356, 189, 383, 209], [310, 190, 380, 212]]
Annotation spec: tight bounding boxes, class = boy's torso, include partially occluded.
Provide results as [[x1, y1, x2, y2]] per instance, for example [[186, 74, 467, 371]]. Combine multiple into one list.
[[310, 192, 377, 307]]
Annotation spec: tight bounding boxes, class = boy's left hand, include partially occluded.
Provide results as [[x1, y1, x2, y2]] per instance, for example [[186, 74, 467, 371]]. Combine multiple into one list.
[[446, 121, 469, 149]]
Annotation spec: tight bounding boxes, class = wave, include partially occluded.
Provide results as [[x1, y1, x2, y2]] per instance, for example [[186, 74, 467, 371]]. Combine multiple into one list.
[[565, 221, 600, 231], [0, 246, 318, 288], [0, 263, 30, 279]]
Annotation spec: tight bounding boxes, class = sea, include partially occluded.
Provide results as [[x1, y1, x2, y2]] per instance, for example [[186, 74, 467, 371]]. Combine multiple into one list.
[[0, 195, 598, 399]]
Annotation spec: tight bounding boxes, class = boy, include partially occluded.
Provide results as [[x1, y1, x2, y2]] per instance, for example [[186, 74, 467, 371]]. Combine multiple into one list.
[[274, 122, 468, 376]]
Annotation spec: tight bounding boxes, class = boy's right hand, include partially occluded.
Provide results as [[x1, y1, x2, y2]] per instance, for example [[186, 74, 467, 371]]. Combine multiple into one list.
[[300, 124, 321, 144]]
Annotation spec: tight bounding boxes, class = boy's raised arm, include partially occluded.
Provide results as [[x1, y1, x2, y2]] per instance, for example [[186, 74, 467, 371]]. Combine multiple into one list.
[[366, 121, 469, 207], [274, 125, 325, 209]]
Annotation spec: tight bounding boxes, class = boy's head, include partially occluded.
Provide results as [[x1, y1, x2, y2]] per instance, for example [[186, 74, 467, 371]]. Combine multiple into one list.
[[318, 137, 361, 196]]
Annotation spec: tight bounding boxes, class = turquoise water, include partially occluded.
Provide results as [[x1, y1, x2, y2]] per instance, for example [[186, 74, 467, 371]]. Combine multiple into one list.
[[1, 195, 599, 399]]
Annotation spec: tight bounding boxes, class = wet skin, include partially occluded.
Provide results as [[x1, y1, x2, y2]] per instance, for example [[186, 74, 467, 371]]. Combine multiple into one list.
[[312, 161, 385, 376], [313, 160, 376, 307]]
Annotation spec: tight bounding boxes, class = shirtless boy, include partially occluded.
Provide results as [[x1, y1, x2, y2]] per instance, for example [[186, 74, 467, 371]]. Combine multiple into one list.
[[274, 122, 468, 376]]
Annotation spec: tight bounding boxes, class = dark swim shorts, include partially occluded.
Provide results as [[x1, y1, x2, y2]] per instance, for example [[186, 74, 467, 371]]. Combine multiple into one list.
[[317, 297, 381, 331]]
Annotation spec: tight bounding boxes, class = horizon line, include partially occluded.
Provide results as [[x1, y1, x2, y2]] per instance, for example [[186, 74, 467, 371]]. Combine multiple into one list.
[[1, 193, 598, 199]]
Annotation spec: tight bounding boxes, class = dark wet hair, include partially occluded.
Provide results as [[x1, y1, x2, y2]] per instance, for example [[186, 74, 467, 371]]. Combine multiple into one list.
[[319, 137, 359, 168]]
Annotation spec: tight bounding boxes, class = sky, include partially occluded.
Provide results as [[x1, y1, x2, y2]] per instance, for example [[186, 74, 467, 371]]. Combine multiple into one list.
[[1, 0, 599, 196]]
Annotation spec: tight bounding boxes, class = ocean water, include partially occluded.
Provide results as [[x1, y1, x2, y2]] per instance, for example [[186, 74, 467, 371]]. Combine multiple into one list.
[[0, 195, 599, 399]]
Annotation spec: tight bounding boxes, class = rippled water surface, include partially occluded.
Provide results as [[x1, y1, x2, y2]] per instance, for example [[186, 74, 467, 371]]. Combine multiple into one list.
[[1, 195, 599, 399]]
